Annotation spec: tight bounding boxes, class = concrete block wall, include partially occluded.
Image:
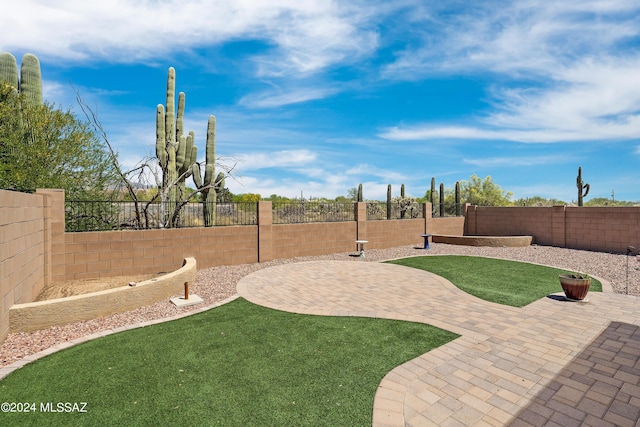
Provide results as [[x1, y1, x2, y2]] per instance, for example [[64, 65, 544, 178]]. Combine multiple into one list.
[[61, 202, 456, 278], [0, 190, 48, 342], [366, 218, 425, 249], [467, 205, 640, 253], [37, 189, 66, 284], [565, 207, 640, 253], [64, 225, 259, 279], [271, 222, 356, 260], [466, 206, 554, 245], [432, 217, 466, 236]]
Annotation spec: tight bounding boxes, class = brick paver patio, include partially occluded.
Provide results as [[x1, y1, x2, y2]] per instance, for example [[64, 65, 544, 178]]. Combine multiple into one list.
[[237, 260, 640, 427]]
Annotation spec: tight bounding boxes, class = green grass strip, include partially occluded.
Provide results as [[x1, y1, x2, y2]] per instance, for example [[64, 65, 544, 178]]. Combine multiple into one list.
[[0, 298, 458, 427], [387, 255, 602, 307]]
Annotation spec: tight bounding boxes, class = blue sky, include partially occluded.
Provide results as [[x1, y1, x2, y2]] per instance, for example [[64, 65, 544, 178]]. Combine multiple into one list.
[[4, 1, 640, 202]]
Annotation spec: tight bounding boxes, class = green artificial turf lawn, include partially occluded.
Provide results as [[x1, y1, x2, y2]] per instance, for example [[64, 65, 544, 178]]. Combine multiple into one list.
[[0, 298, 458, 427], [387, 255, 602, 307]]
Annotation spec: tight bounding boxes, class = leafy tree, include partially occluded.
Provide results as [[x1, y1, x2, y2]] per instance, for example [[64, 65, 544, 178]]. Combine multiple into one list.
[[346, 187, 359, 201], [0, 83, 119, 198], [460, 174, 513, 206], [584, 197, 636, 207], [265, 194, 290, 202], [216, 187, 234, 203], [441, 187, 458, 215], [334, 195, 352, 203], [233, 193, 262, 203], [424, 189, 437, 202], [513, 196, 567, 206], [415, 194, 429, 204]]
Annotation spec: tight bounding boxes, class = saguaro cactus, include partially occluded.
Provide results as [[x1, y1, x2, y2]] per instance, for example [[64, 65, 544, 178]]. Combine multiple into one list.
[[455, 181, 461, 216], [401, 183, 405, 198], [156, 67, 198, 226], [0, 53, 19, 93], [576, 166, 590, 207], [192, 115, 224, 226], [439, 183, 445, 218], [386, 184, 392, 219], [430, 177, 436, 205], [0, 52, 42, 106], [357, 183, 363, 202]]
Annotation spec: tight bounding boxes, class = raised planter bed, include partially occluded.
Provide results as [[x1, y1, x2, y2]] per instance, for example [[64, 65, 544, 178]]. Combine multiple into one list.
[[432, 234, 533, 247], [9, 258, 197, 333]]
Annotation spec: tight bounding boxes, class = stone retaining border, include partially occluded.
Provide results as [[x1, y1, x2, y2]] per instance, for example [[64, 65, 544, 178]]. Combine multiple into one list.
[[432, 234, 533, 247], [9, 258, 197, 333]]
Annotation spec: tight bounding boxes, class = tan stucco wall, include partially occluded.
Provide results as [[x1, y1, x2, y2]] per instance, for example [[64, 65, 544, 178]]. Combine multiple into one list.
[[0, 190, 50, 342]]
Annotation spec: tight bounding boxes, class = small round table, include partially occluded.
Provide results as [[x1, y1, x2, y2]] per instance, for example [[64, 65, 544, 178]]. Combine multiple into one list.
[[355, 240, 368, 257], [420, 234, 432, 250]]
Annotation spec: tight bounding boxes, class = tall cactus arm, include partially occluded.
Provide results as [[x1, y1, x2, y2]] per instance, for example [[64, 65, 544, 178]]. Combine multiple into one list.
[[576, 168, 582, 190], [204, 164, 215, 189], [167, 140, 177, 183], [430, 177, 436, 204], [176, 91, 185, 140], [0, 52, 42, 106], [176, 134, 188, 173], [205, 115, 216, 172], [192, 163, 203, 188], [215, 172, 225, 192], [165, 67, 176, 147], [187, 131, 197, 167], [178, 132, 195, 179], [156, 105, 167, 168], [576, 166, 590, 206], [20, 53, 42, 106], [0, 52, 19, 90]]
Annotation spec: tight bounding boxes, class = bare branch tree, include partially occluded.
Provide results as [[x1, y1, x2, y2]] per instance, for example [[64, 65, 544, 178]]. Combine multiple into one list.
[[75, 87, 238, 229]]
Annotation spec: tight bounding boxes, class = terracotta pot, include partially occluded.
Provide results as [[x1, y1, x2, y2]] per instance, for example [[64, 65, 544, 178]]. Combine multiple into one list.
[[559, 274, 591, 301]]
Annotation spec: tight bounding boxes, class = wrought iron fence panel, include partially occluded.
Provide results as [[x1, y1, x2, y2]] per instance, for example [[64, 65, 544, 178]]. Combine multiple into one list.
[[272, 201, 355, 224], [432, 203, 464, 218], [366, 201, 423, 220], [393, 200, 423, 219], [366, 202, 387, 220], [65, 201, 257, 231]]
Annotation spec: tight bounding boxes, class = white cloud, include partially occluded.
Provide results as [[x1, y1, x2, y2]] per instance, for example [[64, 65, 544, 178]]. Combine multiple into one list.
[[378, 125, 549, 142], [383, 1, 640, 79], [3, 0, 379, 77], [345, 163, 407, 182], [380, 55, 640, 143], [486, 56, 640, 133], [239, 86, 340, 108], [41, 80, 67, 104], [232, 150, 317, 171], [225, 173, 344, 199], [462, 155, 566, 167], [225, 173, 413, 200], [379, 121, 640, 143], [379, 1, 640, 144]]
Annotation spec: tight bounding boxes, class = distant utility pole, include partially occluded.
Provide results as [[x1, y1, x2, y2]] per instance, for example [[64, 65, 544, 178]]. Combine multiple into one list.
[[612, 189, 615, 203]]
